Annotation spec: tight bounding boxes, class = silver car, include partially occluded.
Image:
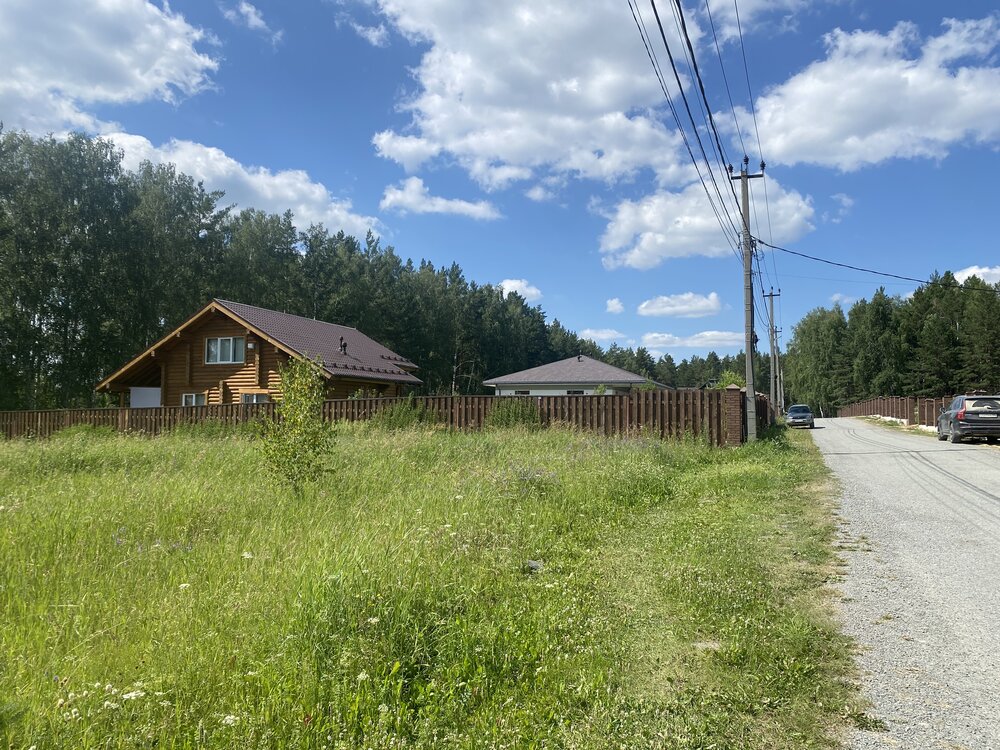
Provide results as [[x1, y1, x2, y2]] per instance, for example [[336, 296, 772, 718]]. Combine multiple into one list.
[[785, 404, 815, 429]]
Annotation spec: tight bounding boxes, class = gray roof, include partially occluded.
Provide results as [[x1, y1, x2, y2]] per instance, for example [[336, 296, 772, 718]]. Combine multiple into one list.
[[216, 299, 422, 385], [483, 355, 665, 387]]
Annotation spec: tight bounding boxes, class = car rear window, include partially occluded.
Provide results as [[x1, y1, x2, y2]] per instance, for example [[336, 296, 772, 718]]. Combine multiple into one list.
[[968, 398, 1000, 410]]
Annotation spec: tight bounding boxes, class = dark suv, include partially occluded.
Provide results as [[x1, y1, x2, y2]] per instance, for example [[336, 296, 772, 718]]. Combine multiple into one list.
[[937, 395, 1000, 443]]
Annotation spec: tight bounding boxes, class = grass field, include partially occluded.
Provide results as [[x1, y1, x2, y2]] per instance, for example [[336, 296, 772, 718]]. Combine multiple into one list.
[[0, 423, 862, 748]]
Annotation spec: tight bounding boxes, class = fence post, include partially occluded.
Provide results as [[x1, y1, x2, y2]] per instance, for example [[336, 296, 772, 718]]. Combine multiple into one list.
[[723, 385, 744, 446]]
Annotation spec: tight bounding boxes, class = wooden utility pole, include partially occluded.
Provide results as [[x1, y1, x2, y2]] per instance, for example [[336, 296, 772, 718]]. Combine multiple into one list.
[[731, 157, 764, 441]]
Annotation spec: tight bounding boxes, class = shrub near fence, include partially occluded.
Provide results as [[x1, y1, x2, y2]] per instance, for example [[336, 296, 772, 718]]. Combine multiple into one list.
[[0, 389, 761, 446]]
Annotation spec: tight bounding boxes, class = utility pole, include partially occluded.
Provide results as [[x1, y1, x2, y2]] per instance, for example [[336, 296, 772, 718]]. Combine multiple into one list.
[[763, 289, 780, 419], [730, 157, 765, 441]]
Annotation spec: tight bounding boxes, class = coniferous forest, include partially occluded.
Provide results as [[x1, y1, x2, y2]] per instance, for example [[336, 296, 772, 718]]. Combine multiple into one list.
[[784, 280, 1000, 416], [2, 130, 765, 410]]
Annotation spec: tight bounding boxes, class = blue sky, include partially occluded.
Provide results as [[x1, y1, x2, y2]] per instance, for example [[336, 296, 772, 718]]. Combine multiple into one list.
[[3, 0, 999, 358]]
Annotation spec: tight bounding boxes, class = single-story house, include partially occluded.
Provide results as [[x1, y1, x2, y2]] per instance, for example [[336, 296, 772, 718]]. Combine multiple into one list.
[[96, 299, 421, 406], [482, 355, 668, 396]]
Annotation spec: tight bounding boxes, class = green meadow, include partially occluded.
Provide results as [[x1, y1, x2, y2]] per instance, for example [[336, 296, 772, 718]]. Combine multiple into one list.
[[0, 424, 862, 748]]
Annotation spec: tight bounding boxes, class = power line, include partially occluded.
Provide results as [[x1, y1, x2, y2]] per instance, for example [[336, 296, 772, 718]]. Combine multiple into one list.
[[755, 237, 1000, 294], [704, 0, 746, 158], [731, 0, 779, 292], [628, 0, 742, 259], [667, 0, 742, 215], [645, 0, 743, 240]]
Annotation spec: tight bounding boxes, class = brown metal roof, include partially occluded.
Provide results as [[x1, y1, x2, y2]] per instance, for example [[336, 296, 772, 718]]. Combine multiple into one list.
[[482, 355, 666, 388], [215, 299, 421, 385]]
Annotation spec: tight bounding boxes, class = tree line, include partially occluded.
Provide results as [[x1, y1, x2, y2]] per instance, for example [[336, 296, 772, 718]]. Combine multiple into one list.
[[0, 130, 756, 410], [784, 277, 1000, 415]]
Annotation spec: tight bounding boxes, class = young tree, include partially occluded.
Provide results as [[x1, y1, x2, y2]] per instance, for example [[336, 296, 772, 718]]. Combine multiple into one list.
[[257, 358, 332, 493]]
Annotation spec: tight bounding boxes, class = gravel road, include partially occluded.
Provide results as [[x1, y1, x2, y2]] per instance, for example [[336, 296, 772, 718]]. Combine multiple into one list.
[[810, 418, 1000, 750]]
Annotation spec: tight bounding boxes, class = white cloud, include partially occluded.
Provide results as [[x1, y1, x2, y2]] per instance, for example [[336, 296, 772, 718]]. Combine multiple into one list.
[[606, 298, 624, 314], [111, 133, 378, 237], [823, 193, 854, 224], [222, 1, 283, 45], [637, 292, 721, 318], [0, 0, 217, 134], [350, 21, 389, 47], [581, 328, 626, 342], [599, 178, 813, 270], [370, 0, 698, 189], [0, 1, 375, 237], [525, 185, 555, 202], [830, 292, 856, 306], [380, 177, 500, 219], [499, 278, 542, 302], [642, 331, 745, 349], [742, 16, 1000, 170], [955, 265, 1000, 284]]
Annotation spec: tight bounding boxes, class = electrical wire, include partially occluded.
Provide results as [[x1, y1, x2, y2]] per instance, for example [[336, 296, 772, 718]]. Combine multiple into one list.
[[646, 0, 743, 241], [667, 0, 743, 216], [756, 237, 1000, 295], [628, 0, 742, 260], [704, 0, 746, 158]]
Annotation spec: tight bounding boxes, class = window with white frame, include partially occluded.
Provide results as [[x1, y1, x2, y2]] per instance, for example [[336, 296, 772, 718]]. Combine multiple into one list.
[[241, 393, 269, 404], [182, 393, 206, 406], [205, 336, 245, 364]]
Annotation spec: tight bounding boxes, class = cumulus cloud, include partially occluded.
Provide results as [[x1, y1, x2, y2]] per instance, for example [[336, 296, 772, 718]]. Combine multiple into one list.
[[222, 1, 283, 45], [606, 298, 624, 314], [638, 292, 721, 318], [380, 177, 500, 219], [642, 331, 745, 349], [0, 0, 217, 134], [370, 0, 698, 189], [830, 292, 856, 306], [599, 178, 813, 270], [581, 328, 626, 342], [741, 16, 1000, 170], [499, 278, 543, 302], [0, 1, 379, 238], [955, 265, 1000, 284], [525, 185, 555, 202], [111, 133, 378, 237]]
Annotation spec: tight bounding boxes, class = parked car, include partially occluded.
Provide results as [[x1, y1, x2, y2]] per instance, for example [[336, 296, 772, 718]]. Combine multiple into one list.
[[937, 395, 1000, 443], [785, 404, 815, 429]]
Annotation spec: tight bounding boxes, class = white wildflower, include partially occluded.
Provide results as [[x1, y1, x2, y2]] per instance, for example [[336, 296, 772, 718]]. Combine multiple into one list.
[[160, 700, 172, 707], [56, 698, 65, 708], [103, 701, 119, 710], [366, 617, 380, 625], [122, 690, 145, 701], [178, 583, 190, 590], [221, 714, 238, 726], [242, 551, 253, 559], [357, 671, 369, 682]]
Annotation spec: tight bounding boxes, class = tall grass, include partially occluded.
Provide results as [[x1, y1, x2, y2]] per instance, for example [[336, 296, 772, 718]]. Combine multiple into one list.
[[0, 425, 862, 748]]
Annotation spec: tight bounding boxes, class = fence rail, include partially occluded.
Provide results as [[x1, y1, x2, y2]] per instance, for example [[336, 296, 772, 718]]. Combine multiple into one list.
[[0, 388, 766, 446], [836, 396, 954, 427]]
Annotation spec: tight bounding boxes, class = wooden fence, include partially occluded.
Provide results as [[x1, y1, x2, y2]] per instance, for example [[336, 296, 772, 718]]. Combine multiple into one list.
[[836, 396, 953, 427], [0, 388, 767, 446]]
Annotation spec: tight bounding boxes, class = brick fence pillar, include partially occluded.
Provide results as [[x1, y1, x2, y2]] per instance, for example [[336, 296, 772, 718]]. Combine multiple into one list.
[[723, 385, 744, 446]]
